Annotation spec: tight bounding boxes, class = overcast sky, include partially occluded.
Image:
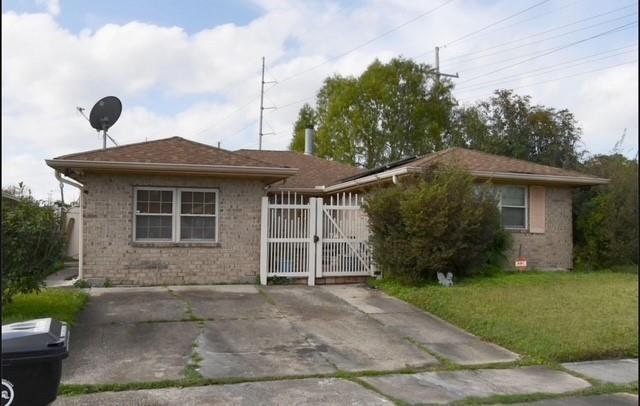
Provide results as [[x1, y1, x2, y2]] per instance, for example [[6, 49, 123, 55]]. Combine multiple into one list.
[[2, 0, 638, 201]]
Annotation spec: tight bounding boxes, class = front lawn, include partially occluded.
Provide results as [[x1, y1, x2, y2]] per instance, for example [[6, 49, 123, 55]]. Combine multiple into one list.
[[2, 288, 89, 325], [372, 270, 638, 363]]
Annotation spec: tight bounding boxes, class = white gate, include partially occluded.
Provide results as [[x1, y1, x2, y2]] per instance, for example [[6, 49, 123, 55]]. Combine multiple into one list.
[[260, 192, 374, 285]]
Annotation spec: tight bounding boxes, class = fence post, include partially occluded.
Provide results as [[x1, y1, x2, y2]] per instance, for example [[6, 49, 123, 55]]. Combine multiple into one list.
[[307, 198, 317, 286], [315, 197, 324, 278], [259, 196, 269, 285]]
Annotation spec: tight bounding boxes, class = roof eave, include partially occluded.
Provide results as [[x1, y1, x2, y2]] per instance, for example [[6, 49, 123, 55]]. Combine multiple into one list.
[[45, 159, 298, 178]]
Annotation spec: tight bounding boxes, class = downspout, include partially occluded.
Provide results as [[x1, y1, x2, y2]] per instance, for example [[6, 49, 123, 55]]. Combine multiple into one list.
[[55, 171, 84, 280]]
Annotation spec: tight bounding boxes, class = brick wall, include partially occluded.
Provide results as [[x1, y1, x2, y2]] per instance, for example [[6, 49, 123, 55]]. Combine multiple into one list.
[[79, 173, 265, 285], [506, 186, 573, 270]]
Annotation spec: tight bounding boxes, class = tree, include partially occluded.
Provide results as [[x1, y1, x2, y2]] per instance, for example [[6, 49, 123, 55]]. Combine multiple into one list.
[[289, 103, 317, 151], [449, 89, 584, 169], [290, 57, 456, 168]]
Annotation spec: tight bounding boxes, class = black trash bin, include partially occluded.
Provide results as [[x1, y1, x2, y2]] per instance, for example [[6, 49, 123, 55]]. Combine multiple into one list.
[[2, 318, 70, 406]]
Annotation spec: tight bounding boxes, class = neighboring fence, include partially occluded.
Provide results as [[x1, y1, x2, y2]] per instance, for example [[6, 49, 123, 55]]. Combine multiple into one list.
[[260, 192, 374, 285]]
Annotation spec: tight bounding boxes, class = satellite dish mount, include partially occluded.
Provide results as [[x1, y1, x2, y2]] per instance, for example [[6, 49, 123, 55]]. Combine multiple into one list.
[[89, 96, 122, 149]]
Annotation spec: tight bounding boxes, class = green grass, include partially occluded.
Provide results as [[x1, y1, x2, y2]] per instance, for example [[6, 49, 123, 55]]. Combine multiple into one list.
[[371, 271, 638, 363], [2, 288, 89, 326]]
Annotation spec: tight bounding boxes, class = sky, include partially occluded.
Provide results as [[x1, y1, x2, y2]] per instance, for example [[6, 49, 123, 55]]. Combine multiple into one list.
[[2, 0, 638, 202]]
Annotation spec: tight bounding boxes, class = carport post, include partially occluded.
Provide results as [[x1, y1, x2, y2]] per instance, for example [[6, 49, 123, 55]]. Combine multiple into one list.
[[259, 196, 269, 285]]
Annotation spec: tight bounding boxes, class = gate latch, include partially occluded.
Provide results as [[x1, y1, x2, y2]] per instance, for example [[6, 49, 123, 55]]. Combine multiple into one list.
[[313, 235, 319, 243]]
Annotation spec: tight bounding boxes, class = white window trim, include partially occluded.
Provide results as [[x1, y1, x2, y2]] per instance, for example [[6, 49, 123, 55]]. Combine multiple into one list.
[[499, 185, 528, 230], [177, 188, 219, 243], [133, 187, 219, 243]]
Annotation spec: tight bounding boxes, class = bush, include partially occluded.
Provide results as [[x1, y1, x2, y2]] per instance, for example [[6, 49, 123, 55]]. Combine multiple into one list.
[[2, 197, 66, 305], [573, 153, 638, 268], [363, 167, 510, 284]]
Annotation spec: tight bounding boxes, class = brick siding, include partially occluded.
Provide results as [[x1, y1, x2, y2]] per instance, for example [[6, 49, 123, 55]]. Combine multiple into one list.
[[80, 173, 265, 285], [506, 186, 573, 270]]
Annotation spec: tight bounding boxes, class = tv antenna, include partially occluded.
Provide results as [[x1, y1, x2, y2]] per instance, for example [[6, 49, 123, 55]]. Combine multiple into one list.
[[258, 57, 276, 150], [79, 96, 122, 149]]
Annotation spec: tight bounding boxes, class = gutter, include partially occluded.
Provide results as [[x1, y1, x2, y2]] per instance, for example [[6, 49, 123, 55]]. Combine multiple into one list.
[[323, 167, 419, 193], [324, 166, 609, 193], [55, 171, 84, 281], [468, 170, 610, 185], [46, 159, 298, 177]]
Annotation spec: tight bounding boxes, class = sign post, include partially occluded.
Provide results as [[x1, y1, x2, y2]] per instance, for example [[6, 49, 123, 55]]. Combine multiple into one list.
[[515, 257, 527, 272]]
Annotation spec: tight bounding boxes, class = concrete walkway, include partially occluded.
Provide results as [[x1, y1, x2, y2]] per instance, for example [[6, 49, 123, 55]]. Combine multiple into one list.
[[53, 378, 393, 405], [53, 369, 607, 406], [327, 285, 520, 365], [361, 366, 591, 404], [561, 359, 638, 384], [510, 393, 638, 405], [44, 261, 78, 288]]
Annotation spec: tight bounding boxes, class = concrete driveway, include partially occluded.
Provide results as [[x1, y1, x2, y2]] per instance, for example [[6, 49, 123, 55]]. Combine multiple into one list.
[[62, 284, 519, 384], [57, 284, 632, 405]]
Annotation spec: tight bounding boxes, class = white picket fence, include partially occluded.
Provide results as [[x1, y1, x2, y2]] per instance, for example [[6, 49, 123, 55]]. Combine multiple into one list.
[[259, 192, 374, 285]]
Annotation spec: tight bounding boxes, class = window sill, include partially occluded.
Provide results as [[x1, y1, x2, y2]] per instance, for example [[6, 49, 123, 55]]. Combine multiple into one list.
[[505, 228, 529, 234], [131, 242, 221, 248]]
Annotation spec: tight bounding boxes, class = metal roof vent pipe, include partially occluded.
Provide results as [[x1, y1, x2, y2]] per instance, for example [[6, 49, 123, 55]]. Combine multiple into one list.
[[304, 127, 314, 156]]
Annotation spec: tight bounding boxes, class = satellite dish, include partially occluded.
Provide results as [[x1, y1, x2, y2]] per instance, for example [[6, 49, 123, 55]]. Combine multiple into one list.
[[87, 96, 122, 149], [89, 96, 122, 131]]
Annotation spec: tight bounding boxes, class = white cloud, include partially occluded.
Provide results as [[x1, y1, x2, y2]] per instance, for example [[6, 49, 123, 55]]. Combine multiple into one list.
[[35, 0, 59, 16], [2, 0, 638, 199]]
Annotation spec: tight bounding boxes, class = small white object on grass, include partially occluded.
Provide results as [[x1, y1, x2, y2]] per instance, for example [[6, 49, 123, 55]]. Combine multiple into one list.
[[437, 272, 454, 287]]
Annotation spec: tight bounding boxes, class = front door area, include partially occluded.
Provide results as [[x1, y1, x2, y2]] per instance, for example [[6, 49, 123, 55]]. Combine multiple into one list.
[[259, 192, 375, 285]]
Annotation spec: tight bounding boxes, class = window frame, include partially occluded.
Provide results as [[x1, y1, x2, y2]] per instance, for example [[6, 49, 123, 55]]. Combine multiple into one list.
[[133, 186, 219, 243], [177, 188, 219, 243], [133, 186, 176, 242], [499, 185, 528, 230]]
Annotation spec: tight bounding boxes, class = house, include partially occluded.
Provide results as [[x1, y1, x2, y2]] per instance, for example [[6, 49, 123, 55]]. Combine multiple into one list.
[[322, 148, 609, 271], [46, 136, 607, 286], [2, 191, 21, 209], [45, 136, 358, 286]]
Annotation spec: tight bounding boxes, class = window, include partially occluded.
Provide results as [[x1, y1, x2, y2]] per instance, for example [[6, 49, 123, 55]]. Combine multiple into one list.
[[135, 189, 174, 240], [134, 187, 218, 242], [179, 190, 217, 240], [499, 186, 527, 229]]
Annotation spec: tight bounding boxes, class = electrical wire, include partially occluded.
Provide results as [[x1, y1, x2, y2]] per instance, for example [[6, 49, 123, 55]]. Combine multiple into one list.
[[441, 0, 551, 48], [275, 0, 456, 85], [455, 46, 637, 92], [456, 59, 638, 102], [442, 3, 638, 64], [441, 9, 637, 68], [456, 21, 637, 85]]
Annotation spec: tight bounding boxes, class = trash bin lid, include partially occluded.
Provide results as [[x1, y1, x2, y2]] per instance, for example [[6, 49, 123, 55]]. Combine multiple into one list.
[[2, 318, 69, 362]]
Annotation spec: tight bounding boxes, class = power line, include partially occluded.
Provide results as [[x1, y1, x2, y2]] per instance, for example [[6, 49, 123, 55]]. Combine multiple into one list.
[[441, 0, 551, 48], [442, 3, 638, 64], [457, 59, 638, 102], [456, 21, 637, 85], [455, 46, 637, 93], [442, 8, 637, 68], [275, 0, 456, 85], [277, 95, 317, 111], [190, 1, 454, 140]]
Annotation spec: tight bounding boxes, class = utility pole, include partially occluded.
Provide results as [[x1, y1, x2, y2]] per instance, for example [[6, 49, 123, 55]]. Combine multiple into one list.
[[434, 46, 459, 82], [258, 56, 276, 150]]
